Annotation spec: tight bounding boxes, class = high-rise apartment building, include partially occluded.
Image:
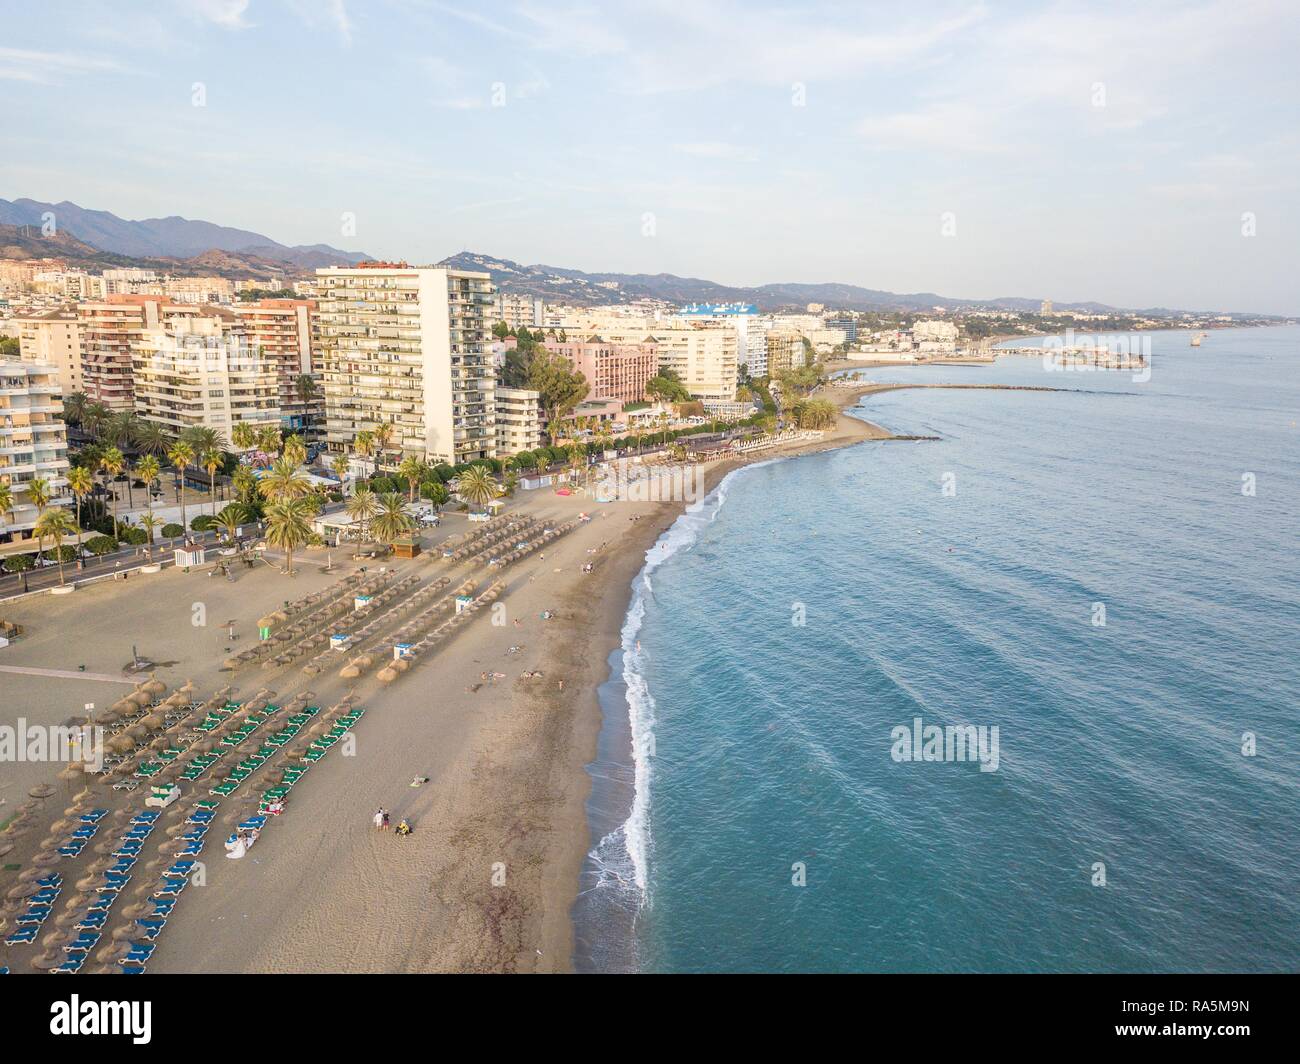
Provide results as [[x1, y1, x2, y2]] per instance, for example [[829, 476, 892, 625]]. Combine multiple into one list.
[[77, 296, 196, 410], [600, 324, 738, 402], [231, 299, 321, 432], [492, 292, 544, 330], [765, 331, 806, 376], [316, 264, 496, 466], [16, 307, 83, 395], [0, 357, 71, 549], [494, 387, 545, 455], [131, 310, 282, 438]]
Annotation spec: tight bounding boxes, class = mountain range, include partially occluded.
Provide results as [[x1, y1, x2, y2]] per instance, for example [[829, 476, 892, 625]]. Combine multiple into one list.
[[0, 197, 368, 273], [1, 196, 1270, 316]]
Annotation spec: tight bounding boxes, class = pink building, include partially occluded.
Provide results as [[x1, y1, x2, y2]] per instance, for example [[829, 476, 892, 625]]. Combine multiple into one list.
[[545, 336, 658, 406]]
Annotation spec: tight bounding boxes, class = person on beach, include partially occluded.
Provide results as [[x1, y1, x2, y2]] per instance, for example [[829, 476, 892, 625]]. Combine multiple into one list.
[[373, 809, 384, 830], [382, 809, 391, 831], [396, 819, 411, 837]]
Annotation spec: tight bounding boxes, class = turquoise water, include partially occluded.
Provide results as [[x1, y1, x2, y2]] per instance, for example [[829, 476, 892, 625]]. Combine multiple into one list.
[[576, 326, 1300, 973]]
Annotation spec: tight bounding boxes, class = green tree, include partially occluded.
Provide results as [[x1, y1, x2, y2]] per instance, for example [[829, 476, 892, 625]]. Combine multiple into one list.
[[263, 497, 314, 576], [527, 351, 588, 439], [258, 456, 312, 505], [397, 456, 426, 502], [167, 440, 194, 534], [370, 492, 415, 545], [454, 466, 497, 512], [345, 487, 379, 541], [33, 508, 77, 586], [201, 448, 223, 516]]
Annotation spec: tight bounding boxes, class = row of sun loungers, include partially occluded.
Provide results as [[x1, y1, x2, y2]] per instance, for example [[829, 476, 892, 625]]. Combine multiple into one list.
[[3, 873, 63, 946]]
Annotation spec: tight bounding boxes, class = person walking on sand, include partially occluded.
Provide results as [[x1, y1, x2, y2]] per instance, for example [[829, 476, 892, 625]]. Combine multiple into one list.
[[382, 809, 391, 831], [373, 809, 384, 831]]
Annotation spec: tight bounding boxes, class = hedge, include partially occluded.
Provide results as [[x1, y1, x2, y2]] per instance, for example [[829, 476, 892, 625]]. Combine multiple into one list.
[[162, 523, 185, 538], [3, 554, 35, 572], [84, 535, 118, 556]]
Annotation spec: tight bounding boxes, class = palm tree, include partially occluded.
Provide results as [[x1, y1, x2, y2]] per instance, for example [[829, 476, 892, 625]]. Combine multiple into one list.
[[372, 423, 394, 475], [330, 454, 349, 493], [282, 434, 307, 468], [370, 493, 415, 546], [138, 513, 160, 560], [295, 374, 318, 427], [345, 487, 379, 542], [33, 508, 77, 586], [135, 455, 160, 539], [167, 441, 194, 533], [99, 446, 125, 537], [354, 430, 376, 481], [263, 497, 313, 576], [0, 482, 13, 528], [397, 456, 425, 502], [61, 391, 87, 427], [133, 419, 172, 458], [454, 466, 497, 512], [103, 411, 138, 450], [213, 503, 248, 553], [201, 448, 223, 516], [67, 466, 93, 559], [258, 456, 312, 505], [231, 422, 257, 453], [180, 425, 225, 457], [256, 424, 282, 460], [231, 465, 258, 505], [27, 476, 51, 514], [82, 402, 110, 440]]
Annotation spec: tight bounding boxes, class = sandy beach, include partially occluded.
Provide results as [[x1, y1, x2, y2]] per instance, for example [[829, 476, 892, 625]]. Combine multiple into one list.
[[0, 377, 1023, 975]]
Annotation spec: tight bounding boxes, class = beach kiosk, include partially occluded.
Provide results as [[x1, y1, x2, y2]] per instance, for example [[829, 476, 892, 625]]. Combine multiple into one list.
[[354, 593, 373, 612], [393, 642, 413, 660], [392, 535, 421, 559], [174, 545, 205, 569], [330, 633, 352, 651], [454, 593, 474, 615]]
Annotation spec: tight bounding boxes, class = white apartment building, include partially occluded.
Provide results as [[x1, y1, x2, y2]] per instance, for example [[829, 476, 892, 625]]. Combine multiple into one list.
[[131, 312, 281, 438], [316, 264, 496, 466], [601, 324, 739, 402], [494, 387, 544, 455], [231, 299, 320, 432], [16, 307, 83, 395], [78, 298, 199, 411], [0, 357, 71, 549], [493, 292, 544, 330]]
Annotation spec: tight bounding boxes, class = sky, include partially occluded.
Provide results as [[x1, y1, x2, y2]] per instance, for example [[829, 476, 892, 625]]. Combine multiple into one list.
[[1, 0, 1297, 313]]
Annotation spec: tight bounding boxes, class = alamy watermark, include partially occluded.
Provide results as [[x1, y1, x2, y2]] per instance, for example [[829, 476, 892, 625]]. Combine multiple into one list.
[[0, 719, 105, 772], [890, 716, 1000, 773], [1041, 328, 1151, 383], [595, 458, 705, 504]]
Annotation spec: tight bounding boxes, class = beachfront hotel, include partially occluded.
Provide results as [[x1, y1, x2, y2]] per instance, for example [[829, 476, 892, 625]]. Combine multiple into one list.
[[130, 310, 283, 437], [316, 264, 497, 466], [543, 336, 659, 406], [0, 355, 71, 552]]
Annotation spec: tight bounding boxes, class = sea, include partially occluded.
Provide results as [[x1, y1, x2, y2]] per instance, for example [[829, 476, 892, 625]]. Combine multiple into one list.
[[573, 326, 1300, 973]]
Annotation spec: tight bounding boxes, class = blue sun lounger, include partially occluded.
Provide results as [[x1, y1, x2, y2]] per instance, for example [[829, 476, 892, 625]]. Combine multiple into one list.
[[75, 911, 108, 931], [80, 809, 109, 824], [123, 942, 156, 963], [28, 889, 60, 905], [65, 932, 100, 952], [237, 816, 267, 832], [153, 877, 188, 898], [5, 928, 38, 945], [119, 962, 147, 974], [36, 873, 62, 889], [69, 827, 98, 839], [134, 919, 165, 940], [130, 810, 162, 825]]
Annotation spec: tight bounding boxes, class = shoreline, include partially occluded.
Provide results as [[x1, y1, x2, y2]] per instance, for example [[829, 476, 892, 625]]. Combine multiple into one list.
[[560, 373, 1053, 971]]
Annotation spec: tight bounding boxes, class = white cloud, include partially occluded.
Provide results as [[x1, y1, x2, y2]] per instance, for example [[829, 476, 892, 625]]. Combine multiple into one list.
[[0, 47, 129, 83], [182, 0, 252, 29]]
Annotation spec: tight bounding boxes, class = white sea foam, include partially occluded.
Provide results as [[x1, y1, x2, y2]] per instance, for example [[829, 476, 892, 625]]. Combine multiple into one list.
[[592, 459, 781, 905]]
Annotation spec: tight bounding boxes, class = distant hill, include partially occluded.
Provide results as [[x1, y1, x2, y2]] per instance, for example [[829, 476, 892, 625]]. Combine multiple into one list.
[[439, 251, 1139, 314], [0, 197, 369, 268]]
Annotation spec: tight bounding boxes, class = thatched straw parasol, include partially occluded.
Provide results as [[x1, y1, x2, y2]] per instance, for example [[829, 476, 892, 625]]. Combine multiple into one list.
[[28, 783, 56, 799], [6, 882, 43, 901], [108, 734, 137, 755], [31, 950, 65, 971], [142, 678, 167, 697]]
